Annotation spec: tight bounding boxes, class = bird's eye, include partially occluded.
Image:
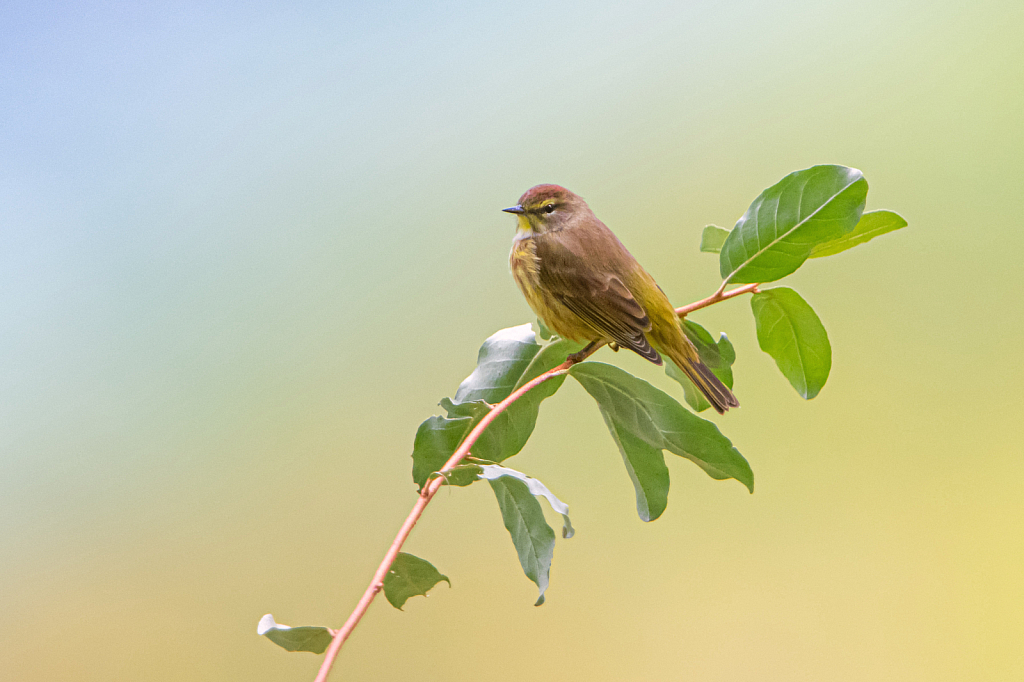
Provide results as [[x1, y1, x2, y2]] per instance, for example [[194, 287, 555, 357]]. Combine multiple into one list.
[[544, 204, 556, 214]]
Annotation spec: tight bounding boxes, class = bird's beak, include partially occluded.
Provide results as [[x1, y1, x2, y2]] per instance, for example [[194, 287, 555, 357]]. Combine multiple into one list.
[[502, 204, 525, 215]]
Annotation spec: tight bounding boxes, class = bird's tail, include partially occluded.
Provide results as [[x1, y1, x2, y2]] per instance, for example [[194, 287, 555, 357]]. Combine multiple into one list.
[[677, 356, 739, 414], [661, 342, 739, 415], [643, 300, 739, 414]]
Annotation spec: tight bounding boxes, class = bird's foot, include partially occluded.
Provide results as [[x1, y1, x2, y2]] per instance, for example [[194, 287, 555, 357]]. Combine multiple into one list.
[[567, 341, 604, 365]]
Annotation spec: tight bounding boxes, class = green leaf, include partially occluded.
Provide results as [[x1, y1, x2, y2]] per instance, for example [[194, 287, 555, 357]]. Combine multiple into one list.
[[700, 225, 731, 253], [410, 326, 580, 490], [680, 320, 735, 369], [484, 469, 558, 605], [536, 319, 553, 340], [383, 553, 451, 610], [427, 463, 484, 487], [666, 321, 736, 413], [750, 287, 832, 399], [453, 323, 543, 404], [719, 165, 868, 284], [440, 337, 581, 465], [478, 464, 575, 539], [599, 407, 669, 521], [410, 413, 475, 491], [257, 614, 333, 654], [809, 209, 908, 258], [570, 363, 753, 493], [515, 337, 583, 389]]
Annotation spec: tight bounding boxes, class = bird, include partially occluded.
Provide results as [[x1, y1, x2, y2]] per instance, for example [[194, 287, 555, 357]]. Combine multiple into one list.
[[504, 184, 738, 414]]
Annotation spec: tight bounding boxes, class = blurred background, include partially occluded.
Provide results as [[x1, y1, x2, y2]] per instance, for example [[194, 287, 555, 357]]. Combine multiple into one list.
[[2, 1, 1022, 680]]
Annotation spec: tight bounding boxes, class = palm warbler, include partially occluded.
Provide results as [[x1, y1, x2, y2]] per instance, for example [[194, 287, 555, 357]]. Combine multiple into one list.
[[504, 184, 738, 413]]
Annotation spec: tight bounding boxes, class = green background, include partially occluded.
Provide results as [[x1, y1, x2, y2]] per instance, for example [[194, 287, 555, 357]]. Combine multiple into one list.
[[2, 1, 1022, 679]]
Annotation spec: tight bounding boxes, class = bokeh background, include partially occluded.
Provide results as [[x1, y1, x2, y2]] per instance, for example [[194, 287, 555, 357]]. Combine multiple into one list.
[[2, 1, 1022, 680]]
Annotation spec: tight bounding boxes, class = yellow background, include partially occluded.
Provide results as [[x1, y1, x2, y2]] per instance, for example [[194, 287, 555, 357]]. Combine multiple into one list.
[[2, 1, 1022, 679]]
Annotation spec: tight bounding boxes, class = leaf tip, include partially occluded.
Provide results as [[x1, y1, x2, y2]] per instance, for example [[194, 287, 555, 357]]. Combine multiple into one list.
[[640, 508, 665, 522], [257, 614, 276, 635]]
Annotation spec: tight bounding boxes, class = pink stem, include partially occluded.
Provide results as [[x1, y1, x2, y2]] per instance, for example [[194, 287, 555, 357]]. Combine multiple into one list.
[[675, 282, 760, 317], [313, 280, 758, 681], [313, 349, 594, 682]]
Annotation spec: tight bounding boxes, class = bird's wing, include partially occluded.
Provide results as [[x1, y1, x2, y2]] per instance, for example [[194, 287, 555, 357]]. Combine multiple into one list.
[[536, 237, 662, 364]]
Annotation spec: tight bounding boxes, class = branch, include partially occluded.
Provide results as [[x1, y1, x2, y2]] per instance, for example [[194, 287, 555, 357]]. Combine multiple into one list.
[[313, 282, 758, 681], [313, 342, 601, 682], [675, 282, 760, 317]]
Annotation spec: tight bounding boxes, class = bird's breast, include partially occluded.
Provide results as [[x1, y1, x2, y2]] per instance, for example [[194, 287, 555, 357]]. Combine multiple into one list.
[[509, 237, 541, 289], [510, 236, 551, 320]]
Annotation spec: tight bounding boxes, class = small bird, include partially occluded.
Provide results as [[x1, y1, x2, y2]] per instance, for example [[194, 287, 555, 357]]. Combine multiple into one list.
[[504, 184, 738, 414]]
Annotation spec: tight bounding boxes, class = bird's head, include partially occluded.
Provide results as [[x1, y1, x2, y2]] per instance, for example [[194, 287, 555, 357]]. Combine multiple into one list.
[[502, 184, 590, 235]]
